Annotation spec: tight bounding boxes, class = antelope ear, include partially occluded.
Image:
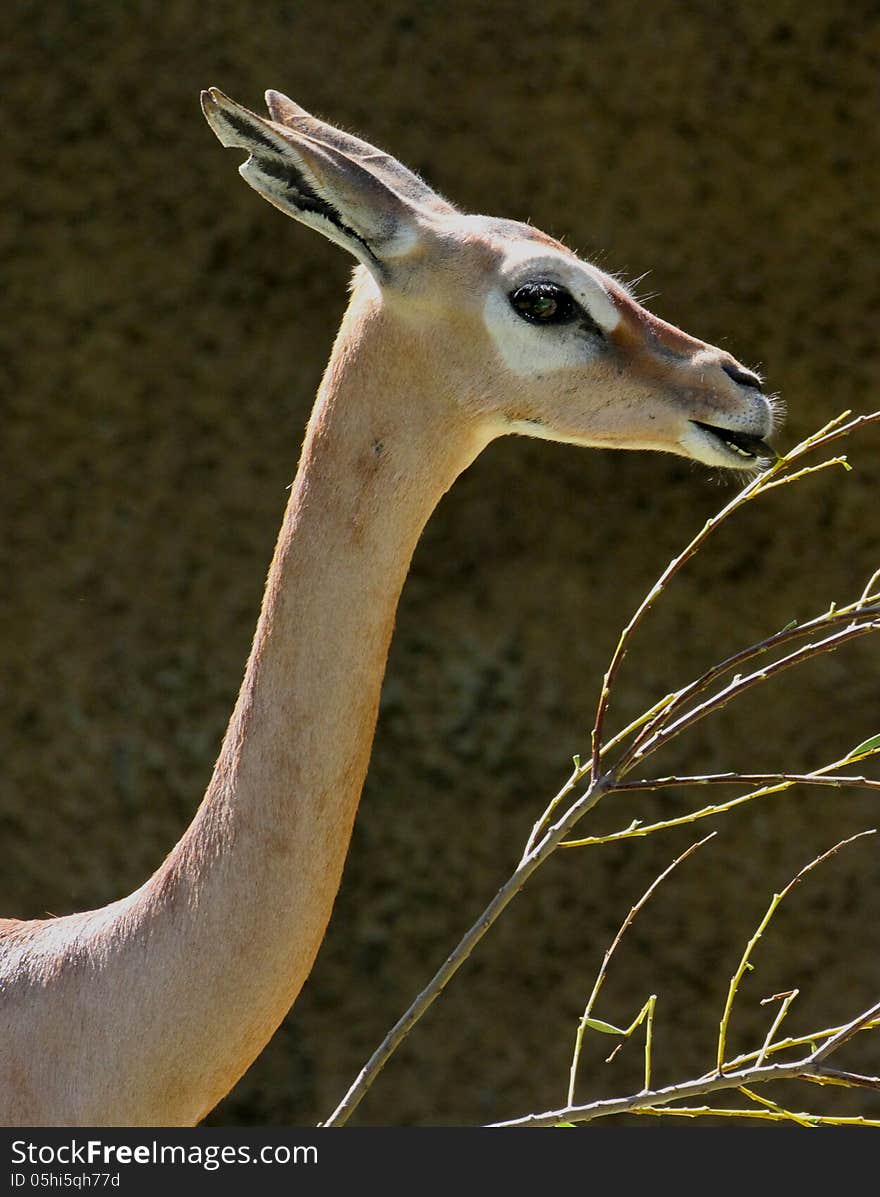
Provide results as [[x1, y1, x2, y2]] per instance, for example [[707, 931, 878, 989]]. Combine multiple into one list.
[[263, 89, 455, 218], [201, 87, 448, 275]]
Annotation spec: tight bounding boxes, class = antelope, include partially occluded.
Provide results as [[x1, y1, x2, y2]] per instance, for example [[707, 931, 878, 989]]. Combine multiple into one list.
[[0, 88, 778, 1126]]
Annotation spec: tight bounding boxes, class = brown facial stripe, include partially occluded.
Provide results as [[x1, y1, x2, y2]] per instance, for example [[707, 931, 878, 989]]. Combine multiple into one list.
[[608, 286, 709, 360]]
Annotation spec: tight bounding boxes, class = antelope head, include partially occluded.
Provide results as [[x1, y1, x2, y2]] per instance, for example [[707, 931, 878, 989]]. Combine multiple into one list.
[[201, 88, 779, 469]]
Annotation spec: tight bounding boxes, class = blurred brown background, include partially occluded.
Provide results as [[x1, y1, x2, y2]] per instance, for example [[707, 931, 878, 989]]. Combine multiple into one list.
[[3, 1, 880, 1125]]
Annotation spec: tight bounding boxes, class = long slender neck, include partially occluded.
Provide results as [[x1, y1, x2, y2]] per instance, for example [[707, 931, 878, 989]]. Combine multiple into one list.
[[141, 280, 487, 1119], [2, 276, 489, 1127]]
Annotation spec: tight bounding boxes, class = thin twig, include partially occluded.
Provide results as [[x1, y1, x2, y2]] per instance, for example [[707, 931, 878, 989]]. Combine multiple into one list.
[[492, 836, 880, 1127], [488, 1032, 880, 1127], [589, 409, 880, 781], [721, 1017, 880, 1073], [613, 605, 880, 775], [738, 1085, 815, 1127], [563, 749, 880, 848], [756, 456, 850, 493], [628, 621, 880, 768], [589, 466, 767, 781], [321, 775, 615, 1126], [567, 834, 714, 1105], [609, 771, 880, 794], [811, 997, 880, 1063], [859, 568, 880, 603], [756, 990, 799, 1068], [325, 411, 880, 1126], [522, 765, 579, 862], [489, 1054, 844, 1126], [791, 409, 880, 455], [625, 1105, 880, 1126], [525, 692, 681, 855], [803, 1066, 880, 1091], [716, 831, 874, 1072]]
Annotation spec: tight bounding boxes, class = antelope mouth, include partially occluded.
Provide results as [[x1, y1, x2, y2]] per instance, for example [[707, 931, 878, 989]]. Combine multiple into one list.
[[690, 419, 777, 464]]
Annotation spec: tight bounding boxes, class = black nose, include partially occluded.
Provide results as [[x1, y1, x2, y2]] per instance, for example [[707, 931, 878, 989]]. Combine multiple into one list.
[[722, 362, 762, 391]]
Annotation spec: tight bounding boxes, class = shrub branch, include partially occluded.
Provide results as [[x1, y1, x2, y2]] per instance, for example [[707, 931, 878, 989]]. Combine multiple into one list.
[[323, 410, 880, 1127]]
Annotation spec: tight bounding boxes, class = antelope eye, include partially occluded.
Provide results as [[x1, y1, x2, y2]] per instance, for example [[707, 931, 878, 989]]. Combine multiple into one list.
[[509, 282, 577, 325]]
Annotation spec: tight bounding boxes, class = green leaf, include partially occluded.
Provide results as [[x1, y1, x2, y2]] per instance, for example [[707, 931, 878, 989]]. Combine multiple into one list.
[[582, 1017, 626, 1036], [849, 735, 880, 759], [554, 1122, 576, 1128]]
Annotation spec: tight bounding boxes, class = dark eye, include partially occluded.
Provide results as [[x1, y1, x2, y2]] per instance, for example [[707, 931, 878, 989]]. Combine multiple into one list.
[[509, 282, 577, 325]]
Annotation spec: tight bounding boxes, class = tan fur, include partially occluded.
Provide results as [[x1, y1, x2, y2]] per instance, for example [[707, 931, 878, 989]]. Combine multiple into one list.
[[0, 91, 776, 1126]]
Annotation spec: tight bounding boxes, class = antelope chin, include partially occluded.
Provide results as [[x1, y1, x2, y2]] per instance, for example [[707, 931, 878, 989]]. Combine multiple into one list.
[[688, 419, 777, 469]]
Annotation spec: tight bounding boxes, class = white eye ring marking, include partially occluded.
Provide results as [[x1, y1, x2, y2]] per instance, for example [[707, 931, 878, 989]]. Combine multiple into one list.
[[483, 290, 596, 376], [481, 247, 622, 376]]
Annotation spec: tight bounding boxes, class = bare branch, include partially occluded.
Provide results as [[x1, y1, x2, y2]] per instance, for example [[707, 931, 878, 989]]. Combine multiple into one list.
[[567, 834, 713, 1105], [489, 1054, 840, 1126], [628, 621, 880, 768], [562, 755, 880, 849], [613, 605, 880, 774], [589, 409, 880, 780], [716, 831, 875, 1073], [488, 1037, 880, 1127], [322, 774, 616, 1126], [589, 466, 767, 781], [811, 997, 880, 1064], [325, 411, 880, 1127], [756, 455, 850, 493], [756, 990, 799, 1068], [803, 1067, 880, 1091], [493, 832, 879, 1128], [738, 1085, 815, 1127], [722, 1017, 880, 1072], [625, 1105, 880, 1126], [610, 772, 880, 794]]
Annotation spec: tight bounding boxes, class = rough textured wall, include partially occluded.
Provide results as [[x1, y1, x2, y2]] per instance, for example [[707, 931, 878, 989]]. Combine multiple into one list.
[[4, 1, 880, 1125]]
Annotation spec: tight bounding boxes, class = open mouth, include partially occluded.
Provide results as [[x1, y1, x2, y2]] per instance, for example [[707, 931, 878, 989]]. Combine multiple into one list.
[[690, 420, 777, 463]]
